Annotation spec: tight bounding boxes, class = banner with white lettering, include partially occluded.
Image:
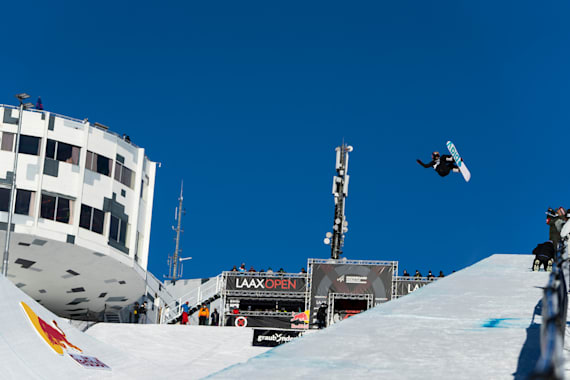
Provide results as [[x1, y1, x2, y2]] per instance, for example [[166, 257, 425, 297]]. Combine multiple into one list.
[[309, 263, 394, 324], [225, 274, 307, 293], [252, 329, 304, 347], [395, 277, 433, 297]]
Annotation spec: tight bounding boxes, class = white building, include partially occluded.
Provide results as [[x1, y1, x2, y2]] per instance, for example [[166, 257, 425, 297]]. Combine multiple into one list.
[[0, 104, 157, 320]]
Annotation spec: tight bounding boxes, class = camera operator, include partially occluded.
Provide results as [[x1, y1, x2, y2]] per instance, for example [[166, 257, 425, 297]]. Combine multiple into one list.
[[547, 207, 567, 252]]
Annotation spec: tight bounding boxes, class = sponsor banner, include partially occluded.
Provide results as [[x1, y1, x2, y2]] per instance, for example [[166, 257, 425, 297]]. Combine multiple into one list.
[[395, 278, 433, 297], [68, 353, 111, 370], [20, 301, 111, 370], [225, 274, 307, 293], [252, 329, 304, 347], [309, 263, 394, 322], [229, 313, 310, 329]]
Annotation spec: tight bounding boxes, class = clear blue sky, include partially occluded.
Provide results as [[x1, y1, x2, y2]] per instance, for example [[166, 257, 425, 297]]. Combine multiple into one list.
[[2, 1, 570, 279]]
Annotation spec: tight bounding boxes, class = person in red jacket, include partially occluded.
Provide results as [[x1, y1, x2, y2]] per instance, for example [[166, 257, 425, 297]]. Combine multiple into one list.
[[181, 302, 189, 325]]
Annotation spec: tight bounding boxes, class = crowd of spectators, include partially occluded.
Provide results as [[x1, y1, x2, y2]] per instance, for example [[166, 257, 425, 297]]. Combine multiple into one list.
[[401, 269, 446, 280], [178, 302, 220, 326], [229, 263, 306, 274]]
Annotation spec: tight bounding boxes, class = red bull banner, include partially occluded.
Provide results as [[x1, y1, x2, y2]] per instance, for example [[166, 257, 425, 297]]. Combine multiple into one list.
[[20, 301, 110, 370], [225, 273, 307, 294], [252, 329, 305, 347]]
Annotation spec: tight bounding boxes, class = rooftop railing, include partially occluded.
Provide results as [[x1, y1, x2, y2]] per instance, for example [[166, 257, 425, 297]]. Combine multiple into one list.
[[0, 104, 142, 149]]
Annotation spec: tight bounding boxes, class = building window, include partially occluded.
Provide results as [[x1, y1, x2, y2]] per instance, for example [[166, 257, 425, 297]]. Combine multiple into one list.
[[114, 162, 134, 189], [85, 151, 112, 176], [15, 189, 34, 216], [46, 139, 80, 165], [18, 135, 41, 156], [79, 204, 105, 234], [109, 215, 127, 245], [40, 194, 72, 224], [1, 132, 14, 152], [0, 187, 9, 212]]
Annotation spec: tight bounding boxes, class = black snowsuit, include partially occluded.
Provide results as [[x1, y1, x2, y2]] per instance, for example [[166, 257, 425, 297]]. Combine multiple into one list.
[[417, 155, 458, 177], [532, 241, 555, 271], [316, 305, 327, 329]]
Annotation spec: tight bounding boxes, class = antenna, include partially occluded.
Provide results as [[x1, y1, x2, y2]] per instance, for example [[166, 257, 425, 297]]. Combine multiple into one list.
[[165, 181, 187, 283], [323, 143, 353, 259]]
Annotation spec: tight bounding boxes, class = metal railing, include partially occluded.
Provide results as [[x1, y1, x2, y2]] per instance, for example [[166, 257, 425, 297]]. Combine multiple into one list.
[[530, 243, 568, 380], [162, 275, 223, 324], [0, 104, 142, 149]]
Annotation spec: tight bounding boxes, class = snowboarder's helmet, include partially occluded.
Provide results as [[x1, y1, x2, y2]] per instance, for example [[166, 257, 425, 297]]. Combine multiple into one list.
[[432, 151, 440, 158]]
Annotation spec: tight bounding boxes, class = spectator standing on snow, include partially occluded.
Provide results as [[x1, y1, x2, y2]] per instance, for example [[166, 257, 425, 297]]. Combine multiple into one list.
[[154, 293, 162, 324], [316, 304, 327, 329], [133, 302, 140, 323], [181, 301, 190, 325], [402, 270, 410, 277], [427, 271, 435, 280], [139, 302, 147, 324], [438, 271, 445, 278], [414, 270, 422, 278], [198, 304, 209, 325], [547, 207, 567, 251], [210, 308, 220, 326], [238, 263, 246, 272]]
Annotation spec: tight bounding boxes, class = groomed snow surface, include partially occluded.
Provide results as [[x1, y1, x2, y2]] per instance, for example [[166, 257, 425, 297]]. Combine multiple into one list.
[[0, 254, 562, 379]]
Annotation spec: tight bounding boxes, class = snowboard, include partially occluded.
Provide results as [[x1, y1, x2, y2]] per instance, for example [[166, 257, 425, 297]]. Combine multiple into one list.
[[446, 141, 471, 182]]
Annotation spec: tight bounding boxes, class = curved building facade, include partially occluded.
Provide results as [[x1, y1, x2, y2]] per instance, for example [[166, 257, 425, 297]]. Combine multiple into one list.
[[0, 104, 156, 319]]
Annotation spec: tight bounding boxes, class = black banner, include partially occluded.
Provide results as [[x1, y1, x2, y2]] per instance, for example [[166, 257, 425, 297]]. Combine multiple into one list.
[[252, 329, 304, 347], [395, 277, 434, 297], [227, 313, 310, 329], [225, 274, 307, 293], [309, 263, 394, 323]]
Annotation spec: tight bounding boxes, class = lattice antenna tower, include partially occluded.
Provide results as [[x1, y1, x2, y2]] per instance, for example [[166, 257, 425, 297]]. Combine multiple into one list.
[[323, 142, 353, 259], [166, 181, 185, 282]]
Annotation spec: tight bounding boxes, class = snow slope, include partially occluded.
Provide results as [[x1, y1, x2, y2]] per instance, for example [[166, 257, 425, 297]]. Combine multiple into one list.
[[86, 324, 270, 379], [208, 254, 549, 380], [0, 273, 269, 379], [0, 254, 555, 379], [0, 274, 132, 379]]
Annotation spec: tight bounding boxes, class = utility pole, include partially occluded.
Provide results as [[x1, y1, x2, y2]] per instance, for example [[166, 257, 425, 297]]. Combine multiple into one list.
[[2, 93, 33, 277], [166, 181, 186, 283], [324, 142, 353, 259]]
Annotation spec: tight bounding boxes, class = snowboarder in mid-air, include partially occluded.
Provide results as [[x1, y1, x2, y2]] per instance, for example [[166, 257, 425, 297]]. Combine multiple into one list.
[[417, 151, 460, 178]]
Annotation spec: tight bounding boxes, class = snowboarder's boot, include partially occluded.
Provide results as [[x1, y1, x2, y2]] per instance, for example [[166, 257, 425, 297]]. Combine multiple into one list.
[[547, 259, 553, 272], [533, 259, 540, 271]]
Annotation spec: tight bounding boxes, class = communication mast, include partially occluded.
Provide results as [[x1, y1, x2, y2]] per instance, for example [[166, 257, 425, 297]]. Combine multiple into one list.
[[166, 181, 188, 283], [324, 142, 353, 259]]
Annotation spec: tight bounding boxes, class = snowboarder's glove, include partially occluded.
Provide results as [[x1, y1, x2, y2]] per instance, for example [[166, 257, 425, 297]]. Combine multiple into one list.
[[416, 159, 423, 165]]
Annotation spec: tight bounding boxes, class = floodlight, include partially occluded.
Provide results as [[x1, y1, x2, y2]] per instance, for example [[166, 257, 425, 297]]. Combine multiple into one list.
[[15, 93, 30, 101]]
